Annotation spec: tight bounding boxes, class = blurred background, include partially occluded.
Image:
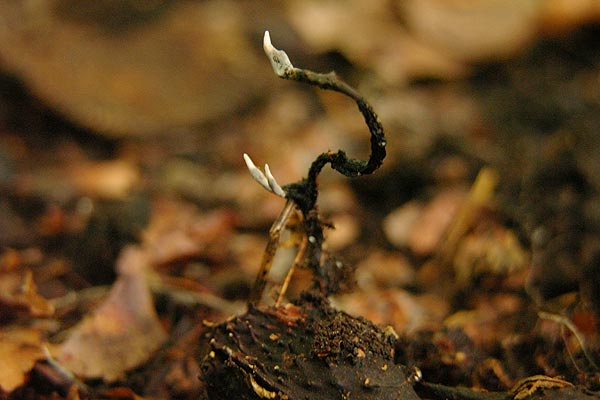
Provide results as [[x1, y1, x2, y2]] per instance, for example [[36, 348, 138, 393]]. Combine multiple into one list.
[[1, 0, 600, 396]]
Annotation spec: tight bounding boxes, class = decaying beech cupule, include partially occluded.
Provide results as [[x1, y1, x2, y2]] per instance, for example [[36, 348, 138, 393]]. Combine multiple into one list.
[[199, 292, 420, 400]]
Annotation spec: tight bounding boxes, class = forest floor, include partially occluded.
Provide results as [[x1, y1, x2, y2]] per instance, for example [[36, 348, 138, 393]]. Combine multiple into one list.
[[0, 2, 599, 399]]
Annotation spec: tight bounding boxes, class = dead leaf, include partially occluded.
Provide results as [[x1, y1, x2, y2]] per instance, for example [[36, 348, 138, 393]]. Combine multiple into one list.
[[100, 386, 147, 400], [69, 160, 140, 199], [0, 269, 55, 321], [0, 1, 270, 136], [58, 246, 167, 381], [409, 188, 466, 257], [324, 213, 360, 250], [142, 201, 235, 266], [453, 224, 528, 284], [383, 201, 424, 249], [333, 288, 448, 334], [287, 0, 466, 85], [402, 0, 541, 61], [354, 250, 416, 289], [0, 328, 45, 392], [0, 249, 22, 273], [444, 293, 523, 348], [540, 0, 600, 33]]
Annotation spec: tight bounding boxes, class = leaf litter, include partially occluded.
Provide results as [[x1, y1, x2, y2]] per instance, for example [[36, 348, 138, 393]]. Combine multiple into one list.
[[0, 1, 600, 399]]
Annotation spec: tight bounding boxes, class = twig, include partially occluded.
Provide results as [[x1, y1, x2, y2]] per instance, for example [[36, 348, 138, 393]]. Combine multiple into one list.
[[248, 199, 297, 305], [538, 310, 600, 371], [275, 236, 307, 307], [148, 273, 244, 316], [246, 32, 388, 304], [263, 30, 387, 213], [262, 30, 387, 285], [41, 344, 89, 394]]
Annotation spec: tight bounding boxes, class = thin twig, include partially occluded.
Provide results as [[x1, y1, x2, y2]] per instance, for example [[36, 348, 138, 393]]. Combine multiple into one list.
[[262, 31, 387, 287], [538, 310, 599, 370], [275, 236, 307, 307], [42, 344, 89, 394], [148, 273, 244, 316], [263, 30, 386, 214], [248, 199, 296, 305]]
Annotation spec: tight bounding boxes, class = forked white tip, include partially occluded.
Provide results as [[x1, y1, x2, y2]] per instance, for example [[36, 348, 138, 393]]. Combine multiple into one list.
[[243, 153, 286, 198], [263, 30, 294, 77], [244, 153, 269, 189]]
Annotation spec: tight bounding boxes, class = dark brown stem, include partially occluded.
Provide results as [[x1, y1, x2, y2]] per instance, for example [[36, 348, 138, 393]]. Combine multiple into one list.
[[263, 31, 387, 293]]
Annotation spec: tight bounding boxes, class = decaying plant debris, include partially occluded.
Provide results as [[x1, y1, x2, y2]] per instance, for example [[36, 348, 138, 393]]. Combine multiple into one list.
[[1, 5, 600, 400]]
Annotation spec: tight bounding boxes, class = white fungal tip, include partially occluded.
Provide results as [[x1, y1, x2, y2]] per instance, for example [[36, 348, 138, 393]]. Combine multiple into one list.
[[243, 153, 286, 198], [263, 30, 272, 53], [244, 153, 269, 189], [265, 164, 286, 197], [262, 30, 293, 77], [243, 153, 255, 169]]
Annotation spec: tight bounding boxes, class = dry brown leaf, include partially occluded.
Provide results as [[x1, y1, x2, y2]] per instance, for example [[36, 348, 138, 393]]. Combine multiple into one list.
[[69, 160, 140, 199], [402, 0, 542, 61], [0, 249, 22, 273], [58, 246, 167, 382], [444, 293, 523, 348], [0, 328, 45, 392], [142, 200, 235, 266], [17, 155, 139, 201], [100, 386, 147, 400], [332, 288, 448, 334], [287, 0, 466, 85], [0, 1, 270, 136], [354, 250, 416, 289], [0, 269, 55, 320], [323, 213, 360, 250], [453, 224, 528, 284], [408, 188, 466, 256], [383, 201, 424, 249], [540, 0, 600, 33]]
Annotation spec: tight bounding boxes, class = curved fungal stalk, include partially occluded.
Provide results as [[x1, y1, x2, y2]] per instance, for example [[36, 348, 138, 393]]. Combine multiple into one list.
[[262, 30, 386, 213], [248, 31, 388, 304]]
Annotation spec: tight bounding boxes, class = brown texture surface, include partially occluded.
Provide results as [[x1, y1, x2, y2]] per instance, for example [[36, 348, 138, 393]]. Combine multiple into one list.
[[200, 292, 420, 400]]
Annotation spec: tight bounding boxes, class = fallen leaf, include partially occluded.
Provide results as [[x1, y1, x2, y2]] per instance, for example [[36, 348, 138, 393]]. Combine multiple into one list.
[[100, 386, 147, 400], [0, 269, 55, 321], [58, 246, 167, 381], [0, 1, 270, 136], [453, 224, 528, 284], [408, 188, 466, 257], [287, 0, 466, 85], [540, 0, 600, 33], [354, 250, 416, 289], [402, 0, 541, 61], [324, 213, 360, 250], [142, 201, 235, 266], [383, 201, 424, 249], [70, 160, 140, 199], [0, 328, 45, 392], [332, 288, 448, 334]]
